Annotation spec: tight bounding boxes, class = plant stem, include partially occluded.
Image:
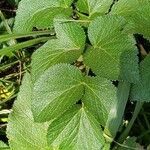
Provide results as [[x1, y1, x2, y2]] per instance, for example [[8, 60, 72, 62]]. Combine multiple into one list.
[[0, 37, 50, 55], [117, 101, 144, 143], [0, 30, 55, 43]]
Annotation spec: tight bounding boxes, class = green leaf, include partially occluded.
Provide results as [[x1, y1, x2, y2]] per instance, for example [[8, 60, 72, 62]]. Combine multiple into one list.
[[131, 55, 150, 102], [77, 0, 113, 17], [82, 76, 117, 126], [84, 15, 139, 83], [31, 20, 86, 82], [0, 141, 10, 150], [7, 73, 50, 150], [14, 0, 73, 33], [32, 64, 84, 122], [47, 105, 105, 149], [111, 0, 150, 39]]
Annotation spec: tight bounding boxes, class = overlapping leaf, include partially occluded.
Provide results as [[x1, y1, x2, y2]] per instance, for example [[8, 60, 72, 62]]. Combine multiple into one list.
[[32, 64, 84, 122], [111, 0, 150, 39], [131, 55, 150, 102], [47, 106, 105, 150], [31, 19, 86, 82], [13, 0, 73, 33], [7, 73, 50, 150], [84, 15, 139, 83]]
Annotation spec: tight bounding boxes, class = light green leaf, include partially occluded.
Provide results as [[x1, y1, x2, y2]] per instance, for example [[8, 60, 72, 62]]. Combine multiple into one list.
[[32, 64, 84, 122], [7, 73, 50, 150], [111, 0, 150, 39], [82, 76, 117, 126], [47, 105, 105, 150], [0, 141, 10, 149], [14, 0, 73, 33], [77, 0, 113, 17], [31, 20, 85, 82], [84, 15, 139, 83], [131, 55, 150, 102]]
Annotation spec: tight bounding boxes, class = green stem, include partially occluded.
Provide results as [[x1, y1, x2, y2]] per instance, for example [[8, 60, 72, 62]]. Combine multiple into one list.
[[0, 30, 55, 43], [117, 101, 144, 143], [104, 81, 131, 139], [0, 37, 51, 56]]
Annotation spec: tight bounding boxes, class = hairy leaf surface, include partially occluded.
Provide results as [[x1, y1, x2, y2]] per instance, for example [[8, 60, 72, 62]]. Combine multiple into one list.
[[7, 73, 50, 150], [14, 0, 73, 32], [131, 55, 150, 102], [84, 15, 139, 83], [47, 106, 105, 150], [32, 64, 84, 122], [32, 21, 85, 82]]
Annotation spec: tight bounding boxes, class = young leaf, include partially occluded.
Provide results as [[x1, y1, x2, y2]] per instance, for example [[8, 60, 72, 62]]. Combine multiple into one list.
[[47, 105, 106, 149], [84, 15, 139, 83], [31, 20, 85, 82], [77, 0, 113, 17], [82, 76, 117, 126], [7, 73, 50, 150], [131, 55, 150, 102], [32, 64, 84, 122], [13, 0, 73, 33]]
